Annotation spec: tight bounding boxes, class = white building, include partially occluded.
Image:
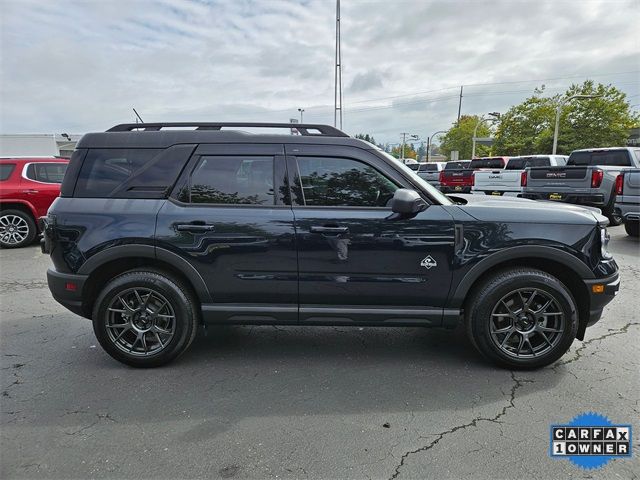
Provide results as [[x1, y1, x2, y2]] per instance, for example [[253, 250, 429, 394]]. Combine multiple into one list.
[[0, 133, 82, 158]]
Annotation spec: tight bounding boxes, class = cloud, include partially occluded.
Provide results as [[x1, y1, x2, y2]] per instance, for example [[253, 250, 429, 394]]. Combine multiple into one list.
[[0, 0, 638, 144]]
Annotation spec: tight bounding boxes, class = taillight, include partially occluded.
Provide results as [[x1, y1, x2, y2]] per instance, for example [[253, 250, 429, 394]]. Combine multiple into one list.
[[615, 173, 624, 195], [591, 169, 603, 188], [471, 172, 475, 186], [439, 171, 445, 183], [521, 170, 527, 187]]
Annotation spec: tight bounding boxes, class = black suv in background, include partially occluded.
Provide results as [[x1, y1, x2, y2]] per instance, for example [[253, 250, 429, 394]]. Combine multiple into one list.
[[43, 123, 619, 369]]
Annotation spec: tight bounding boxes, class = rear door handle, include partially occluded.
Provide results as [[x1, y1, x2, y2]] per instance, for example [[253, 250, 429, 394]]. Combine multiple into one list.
[[310, 225, 349, 234], [176, 223, 215, 232], [24, 189, 39, 194]]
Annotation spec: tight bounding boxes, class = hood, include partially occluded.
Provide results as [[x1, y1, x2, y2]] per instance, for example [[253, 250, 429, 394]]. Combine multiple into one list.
[[448, 194, 607, 226]]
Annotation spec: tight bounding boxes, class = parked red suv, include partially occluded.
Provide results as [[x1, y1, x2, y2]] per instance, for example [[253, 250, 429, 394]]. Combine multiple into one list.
[[0, 157, 68, 248]]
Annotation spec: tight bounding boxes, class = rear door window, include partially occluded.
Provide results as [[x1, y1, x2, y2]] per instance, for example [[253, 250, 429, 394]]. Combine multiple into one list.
[[25, 163, 67, 183], [187, 156, 275, 205], [0, 164, 15, 181]]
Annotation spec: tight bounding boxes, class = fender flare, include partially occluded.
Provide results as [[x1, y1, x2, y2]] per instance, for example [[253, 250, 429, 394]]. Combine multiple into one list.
[[0, 199, 38, 219], [77, 244, 212, 302], [448, 245, 594, 309]]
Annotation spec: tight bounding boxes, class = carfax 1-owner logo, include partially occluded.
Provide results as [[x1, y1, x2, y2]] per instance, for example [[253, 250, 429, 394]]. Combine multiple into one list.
[[550, 412, 632, 470]]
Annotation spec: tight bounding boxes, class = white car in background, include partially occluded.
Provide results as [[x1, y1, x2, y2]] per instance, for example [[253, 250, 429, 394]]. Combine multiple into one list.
[[472, 155, 568, 197]]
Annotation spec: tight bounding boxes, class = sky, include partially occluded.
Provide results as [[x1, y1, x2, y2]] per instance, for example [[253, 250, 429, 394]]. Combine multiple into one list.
[[1, 0, 639, 144]]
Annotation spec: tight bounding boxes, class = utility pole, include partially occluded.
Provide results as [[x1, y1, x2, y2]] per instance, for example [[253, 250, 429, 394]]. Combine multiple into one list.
[[399, 133, 419, 163], [457, 86, 463, 123], [334, 0, 343, 129]]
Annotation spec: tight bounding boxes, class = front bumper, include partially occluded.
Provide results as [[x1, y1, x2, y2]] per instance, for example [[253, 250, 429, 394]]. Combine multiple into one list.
[[47, 268, 89, 317], [521, 192, 605, 206], [580, 272, 620, 336]]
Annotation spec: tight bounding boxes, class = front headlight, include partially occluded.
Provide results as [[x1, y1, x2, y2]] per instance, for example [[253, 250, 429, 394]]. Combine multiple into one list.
[[600, 228, 612, 259]]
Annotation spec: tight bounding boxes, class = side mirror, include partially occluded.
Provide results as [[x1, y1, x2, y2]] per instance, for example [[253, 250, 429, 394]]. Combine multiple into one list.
[[388, 188, 427, 220]]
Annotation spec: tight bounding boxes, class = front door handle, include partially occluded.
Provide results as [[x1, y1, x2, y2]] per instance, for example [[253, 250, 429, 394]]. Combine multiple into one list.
[[176, 223, 215, 232], [310, 225, 349, 234], [24, 189, 39, 194]]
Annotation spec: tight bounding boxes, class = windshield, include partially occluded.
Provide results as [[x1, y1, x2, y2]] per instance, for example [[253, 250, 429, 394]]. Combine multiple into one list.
[[505, 157, 551, 169], [375, 150, 452, 205], [469, 158, 505, 169]]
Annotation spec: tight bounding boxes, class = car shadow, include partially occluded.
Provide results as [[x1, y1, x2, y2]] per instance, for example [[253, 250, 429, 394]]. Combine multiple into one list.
[[2, 316, 564, 437]]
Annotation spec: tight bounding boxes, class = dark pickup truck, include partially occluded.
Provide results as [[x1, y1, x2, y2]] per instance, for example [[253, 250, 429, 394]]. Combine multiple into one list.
[[521, 147, 640, 224]]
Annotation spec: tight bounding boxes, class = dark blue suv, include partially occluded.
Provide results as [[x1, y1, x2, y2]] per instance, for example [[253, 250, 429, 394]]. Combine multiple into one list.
[[42, 123, 620, 369]]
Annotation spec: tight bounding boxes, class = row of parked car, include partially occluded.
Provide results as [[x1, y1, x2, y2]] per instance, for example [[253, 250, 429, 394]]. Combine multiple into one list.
[[415, 147, 640, 236]]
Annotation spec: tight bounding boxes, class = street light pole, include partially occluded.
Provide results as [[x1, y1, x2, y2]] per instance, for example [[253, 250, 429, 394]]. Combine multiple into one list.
[[399, 133, 419, 163], [427, 130, 446, 162], [552, 94, 600, 154], [472, 112, 500, 158], [298, 108, 305, 123]]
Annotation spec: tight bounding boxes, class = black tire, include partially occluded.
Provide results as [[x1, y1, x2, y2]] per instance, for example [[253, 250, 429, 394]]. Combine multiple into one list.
[[624, 221, 639, 237], [92, 270, 199, 367], [605, 211, 623, 226], [465, 268, 578, 369], [0, 209, 36, 248]]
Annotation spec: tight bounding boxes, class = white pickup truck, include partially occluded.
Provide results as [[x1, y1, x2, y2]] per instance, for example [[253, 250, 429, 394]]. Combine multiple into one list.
[[472, 155, 568, 197]]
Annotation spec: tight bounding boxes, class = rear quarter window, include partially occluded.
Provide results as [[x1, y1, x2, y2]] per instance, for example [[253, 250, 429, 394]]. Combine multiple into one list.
[[0, 163, 15, 181], [73, 145, 195, 198], [25, 163, 67, 183]]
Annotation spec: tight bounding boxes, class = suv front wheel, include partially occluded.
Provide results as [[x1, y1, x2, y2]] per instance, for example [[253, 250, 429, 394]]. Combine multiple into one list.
[[466, 268, 578, 369], [92, 270, 199, 367]]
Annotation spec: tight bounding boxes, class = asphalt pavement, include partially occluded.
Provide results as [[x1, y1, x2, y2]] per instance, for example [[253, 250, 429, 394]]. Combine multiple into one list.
[[1, 226, 638, 479]]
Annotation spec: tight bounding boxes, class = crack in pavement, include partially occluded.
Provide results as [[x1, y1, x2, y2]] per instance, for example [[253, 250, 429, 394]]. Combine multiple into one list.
[[388, 372, 532, 480], [64, 413, 118, 436], [555, 321, 640, 367]]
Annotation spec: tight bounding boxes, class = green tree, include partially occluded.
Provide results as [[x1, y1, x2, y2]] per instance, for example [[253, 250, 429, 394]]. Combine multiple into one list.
[[494, 81, 639, 155], [439, 115, 491, 159], [354, 133, 377, 145]]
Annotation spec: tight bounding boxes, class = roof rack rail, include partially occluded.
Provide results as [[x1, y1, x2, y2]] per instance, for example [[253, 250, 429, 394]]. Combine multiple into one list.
[[106, 122, 349, 137]]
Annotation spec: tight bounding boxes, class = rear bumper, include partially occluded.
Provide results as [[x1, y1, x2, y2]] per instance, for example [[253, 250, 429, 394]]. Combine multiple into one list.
[[440, 186, 472, 194], [520, 192, 605, 206], [47, 268, 89, 317], [614, 202, 640, 222], [579, 272, 620, 337]]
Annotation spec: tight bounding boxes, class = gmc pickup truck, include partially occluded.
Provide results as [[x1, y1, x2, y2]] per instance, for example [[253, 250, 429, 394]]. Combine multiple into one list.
[[438, 160, 472, 193], [472, 155, 568, 197], [521, 147, 640, 225], [614, 169, 640, 237], [417, 162, 446, 187], [440, 158, 508, 194]]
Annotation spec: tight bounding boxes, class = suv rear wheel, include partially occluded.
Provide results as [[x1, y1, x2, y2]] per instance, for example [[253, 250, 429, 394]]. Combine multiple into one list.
[[92, 270, 199, 367], [466, 268, 578, 369], [0, 209, 36, 248]]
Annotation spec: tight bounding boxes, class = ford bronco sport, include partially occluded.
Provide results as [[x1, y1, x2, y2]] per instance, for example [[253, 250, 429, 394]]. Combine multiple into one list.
[[42, 123, 620, 369]]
